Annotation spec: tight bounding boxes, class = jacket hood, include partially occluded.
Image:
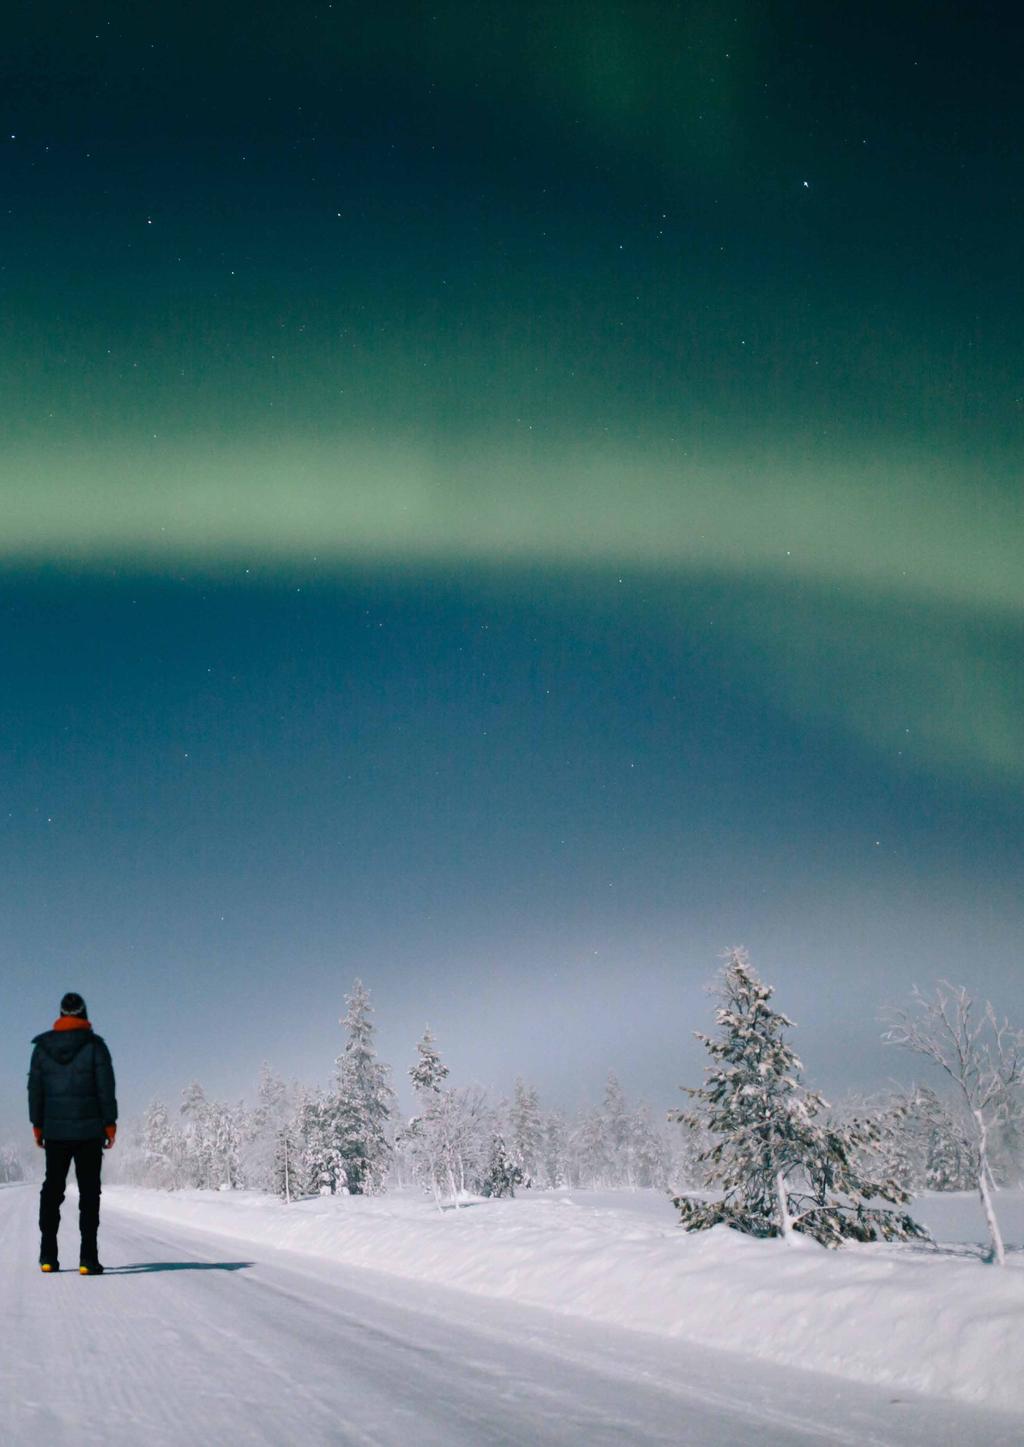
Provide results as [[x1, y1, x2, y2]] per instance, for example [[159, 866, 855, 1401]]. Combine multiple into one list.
[[32, 1028, 98, 1065]]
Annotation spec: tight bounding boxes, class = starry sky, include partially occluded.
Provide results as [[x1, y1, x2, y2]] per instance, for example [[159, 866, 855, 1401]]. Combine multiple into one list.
[[2, 3, 1021, 1130]]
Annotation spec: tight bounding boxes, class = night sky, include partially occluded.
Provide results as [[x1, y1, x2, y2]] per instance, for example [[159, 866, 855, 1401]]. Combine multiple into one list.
[[2, 3, 1021, 1130]]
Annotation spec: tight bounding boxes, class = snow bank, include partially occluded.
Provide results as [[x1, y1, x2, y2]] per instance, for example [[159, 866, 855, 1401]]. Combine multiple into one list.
[[105, 1185, 1024, 1414]]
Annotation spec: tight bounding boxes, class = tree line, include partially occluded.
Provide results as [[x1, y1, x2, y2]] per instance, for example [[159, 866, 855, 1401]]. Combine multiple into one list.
[[116, 980, 684, 1205], [95, 958, 1024, 1264]]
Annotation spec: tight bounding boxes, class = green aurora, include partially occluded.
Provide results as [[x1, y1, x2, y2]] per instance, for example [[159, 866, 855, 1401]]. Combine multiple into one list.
[[1, 0, 1022, 1126], [2, 2, 1021, 789], [4, 426, 1020, 788]]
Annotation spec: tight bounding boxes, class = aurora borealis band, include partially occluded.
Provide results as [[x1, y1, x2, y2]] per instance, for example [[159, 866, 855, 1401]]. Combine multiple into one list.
[[0, 4, 1021, 1118]]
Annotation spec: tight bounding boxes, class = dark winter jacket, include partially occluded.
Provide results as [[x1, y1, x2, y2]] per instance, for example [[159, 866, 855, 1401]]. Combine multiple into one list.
[[28, 1025, 118, 1142]]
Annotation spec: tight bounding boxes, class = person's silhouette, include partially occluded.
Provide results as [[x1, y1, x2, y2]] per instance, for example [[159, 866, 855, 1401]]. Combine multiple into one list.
[[29, 992, 118, 1274]]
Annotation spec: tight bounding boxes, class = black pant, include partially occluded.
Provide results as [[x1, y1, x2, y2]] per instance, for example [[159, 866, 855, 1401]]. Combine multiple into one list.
[[39, 1139, 104, 1259]]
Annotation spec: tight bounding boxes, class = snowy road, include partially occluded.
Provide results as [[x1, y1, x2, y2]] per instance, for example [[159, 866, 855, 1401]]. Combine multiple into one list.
[[1, 1184, 1019, 1446]]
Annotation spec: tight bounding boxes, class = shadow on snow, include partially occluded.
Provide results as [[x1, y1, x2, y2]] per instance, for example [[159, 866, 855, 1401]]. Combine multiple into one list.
[[102, 1261, 254, 1274]]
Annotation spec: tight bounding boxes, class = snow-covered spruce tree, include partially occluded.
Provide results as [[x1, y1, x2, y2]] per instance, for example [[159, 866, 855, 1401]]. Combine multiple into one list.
[[479, 1132, 523, 1197], [539, 1110, 570, 1189], [290, 1087, 320, 1192], [796, 1106, 929, 1246], [566, 1074, 669, 1190], [410, 1027, 449, 1096], [178, 1082, 242, 1189], [405, 1027, 456, 1206], [209, 1098, 243, 1190], [508, 1078, 544, 1187], [628, 1102, 671, 1189], [140, 1099, 183, 1189], [675, 949, 926, 1247], [595, 1074, 670, 1189], [332, 980, 396, 1195], [179, 1082, 216, 1188], [569, 1104, 611, 1187], [239, 1064, 305, 1200], [885, 981, 1024, 1264], [241, 1064, 286, 1190], [299, 1093, 348, 1195], [600, 1074, 636, 1187]]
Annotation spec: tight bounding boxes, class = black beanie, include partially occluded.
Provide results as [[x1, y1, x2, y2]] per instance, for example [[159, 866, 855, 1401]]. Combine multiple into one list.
[[60, 992, 88, 1018]]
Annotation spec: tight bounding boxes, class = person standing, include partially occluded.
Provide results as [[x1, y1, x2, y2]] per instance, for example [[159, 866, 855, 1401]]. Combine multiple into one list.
[[28, 992, 118, 1274]]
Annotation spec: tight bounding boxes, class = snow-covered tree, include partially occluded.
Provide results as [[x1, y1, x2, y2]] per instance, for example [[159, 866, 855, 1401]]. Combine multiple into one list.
[[0, 1141, 25, 1183], [331, 980, 396, 1194], [179, 1082, 216, 1188], [176, 1083, 241, 1190], [627, 1101, 671, 1189], [876, 1092, 927, 1193], [300, 1093, 348, 1195], [599, 1074, 635, 1186], [885, 981, 1024, 1264], [831, 1089, 921, 1195], [676, 949, 925, 1246], [479, 1132, 523, 1197], [990, 1092, 1024, 1186], [508, 1078, 544, 1187], [675, 950, 823, 1239], [409, 1027, 449, 1096], [564, 1075, 669, 1190], [447, 1085, 491, 1196], [254, 1063, 290, 1133], [539, 1109, 570, 1189], [594, 1075, 669, 1189], [239, 1065, 292, 1192], [237, 1065, 305, 1199], [140, 1099, 182, 1189], [405, 1029, 490, 1207], [209, 1098, 243, 1190], [907, 1087, 975, 1192], [272, 1113, 303, 1203], [849, 1085, 980, 1195], [795, 1107, 928, 1246], [405, 1027, 455, 1205], [567, 1105, 607, 1187]]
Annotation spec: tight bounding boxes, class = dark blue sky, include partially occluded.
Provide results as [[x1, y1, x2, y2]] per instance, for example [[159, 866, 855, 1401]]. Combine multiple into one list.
[[1, 3, 1021, 1129], [2, 564, 1020, 1128]]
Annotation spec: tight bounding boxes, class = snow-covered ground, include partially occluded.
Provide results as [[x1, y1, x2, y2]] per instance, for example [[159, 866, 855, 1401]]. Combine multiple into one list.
[[4, 1182, 1022, 1446], [100, 1183, 1024, 1419]]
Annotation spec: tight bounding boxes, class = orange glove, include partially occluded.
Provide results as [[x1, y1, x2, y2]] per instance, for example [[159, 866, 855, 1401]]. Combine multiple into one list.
[[104, 1125, 117, 1148], [33, 1127, 43, 1148]]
